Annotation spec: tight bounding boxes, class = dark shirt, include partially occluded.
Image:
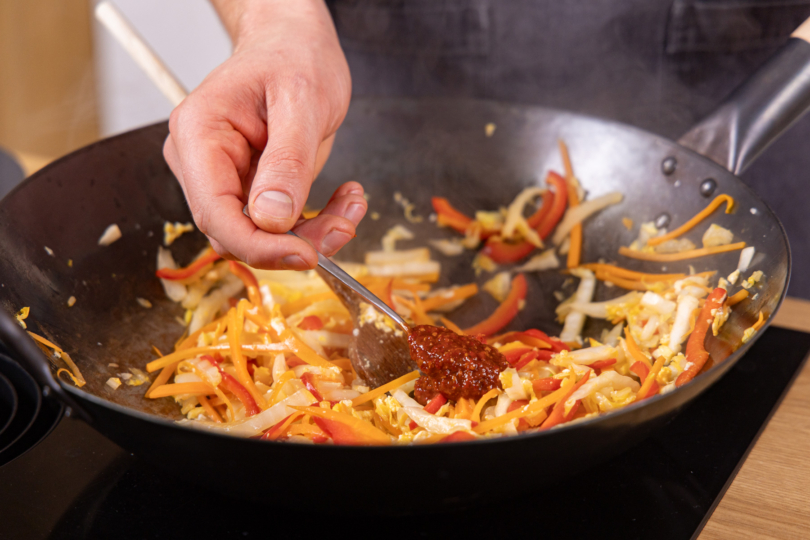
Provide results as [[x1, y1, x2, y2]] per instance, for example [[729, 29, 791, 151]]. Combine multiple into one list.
[[328, 0, 810, 298]]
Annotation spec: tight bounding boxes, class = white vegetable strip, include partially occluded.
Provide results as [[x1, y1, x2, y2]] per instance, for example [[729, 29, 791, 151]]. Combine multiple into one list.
[[556, 291, 641, 319], [365, 248, 430, 265], [188, 275, 244, 334], [157, 247, 187, 302], [502, 368, 528, 400], [569, 345, 619, 365], [404, 407, 472, 434], [493, 392, 514, 417], [738, 246, 755, 272], [502, 187, 546, 239], [513, 249, 560, 273], [271, 353, 287, 383], [393, 389, 423, 409], [367, 261, 441, 278], [98, 223, 122, 246], [552, 192, 624, 245], [559, 269, 596, 343], [640, 292, 676, 317], [668, 294, 700, 353], [179, 389, 314, 437], [565, 371, 639, 410], [324, 389, 361, 402], [604, 322, 625, 346]]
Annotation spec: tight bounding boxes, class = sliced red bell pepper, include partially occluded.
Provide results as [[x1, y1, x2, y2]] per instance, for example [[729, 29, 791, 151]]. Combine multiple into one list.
[[286, 356, 307, 368], [156, 249, 221, 281], [630, 361, 659, 399], [548, 338, 571, 353], [229, 261, 262, 306], [300, 372, 324, 402], [409, 393, 447, 429], [261, 414, 294, 440], [298, 315, 324, 331], [676, 287, 728, 387], [507, 399, 530, 413], [526, 190, 555, 229], [539, 370, 591, 431], [431, 197, 475, 235], [246, 359, 257, 377], [532, 377, 563, 393], [536, 171, 569, 240], [480, 239, 535, 264], [440, 431, 477, 443], [514, 350, 540, 371], [203, 354, 261, 416], [299, 407, 391, 445], [464, 273, 528, 336], [503, 347, 533, 365], [589, 358, 617, 371]]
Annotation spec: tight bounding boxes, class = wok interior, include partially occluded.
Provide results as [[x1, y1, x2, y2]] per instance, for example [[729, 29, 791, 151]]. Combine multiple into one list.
[[0, 98, 788, 420]]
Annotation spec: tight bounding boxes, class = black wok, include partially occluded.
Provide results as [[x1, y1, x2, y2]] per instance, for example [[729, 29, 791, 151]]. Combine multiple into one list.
[[0, 35, 807, 512]]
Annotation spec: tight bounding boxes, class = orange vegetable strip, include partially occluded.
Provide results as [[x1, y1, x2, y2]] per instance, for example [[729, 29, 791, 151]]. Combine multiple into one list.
[[267, 370, 296, 405], [594, 272, 658, 291], [27, 331, 62, 353], [539, 370, 592, 431], [227, 308, 267, 409], [727, 289, 749, 307], [56, 369, 83, 387], [475, 376, 573, 434], [289, 422, 330, 440], [263, 411, 306, 440], [146, 342, 288, 372], [229, 261, 262, 306], [752, 311, 766, 331], [197, 395, 223, 423], [676, 287, 728, 386], [420, 283, 479, 312], [619, 242, 746, 262], [637, 355, 665, 399], [439, 316, 465, 335], [578, 263, 686, 281], [351, 370, 420, 406], [27, 332, 86, 387], [471, 388, 499, 424], [647, 195, 735, 246], [148, 382, 216, 398], [280, 292, 339, 317], [431, 197, 475, 234], [293, 406, 391, 445], [146, 363, 178, 398], [559, 140, 582, 269], [623, 330, 653, 369], [176, 316, 228, 351], [155, 248, 221, 282], [281, 330, 339, 370], [464, 273, 528, 336]]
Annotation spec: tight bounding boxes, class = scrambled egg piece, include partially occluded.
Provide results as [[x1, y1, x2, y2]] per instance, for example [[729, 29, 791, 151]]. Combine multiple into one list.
[[164, 221, 195, 246]]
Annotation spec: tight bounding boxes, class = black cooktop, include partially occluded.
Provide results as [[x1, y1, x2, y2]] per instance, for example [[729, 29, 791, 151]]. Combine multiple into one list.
[[0, 326, 808, 540]]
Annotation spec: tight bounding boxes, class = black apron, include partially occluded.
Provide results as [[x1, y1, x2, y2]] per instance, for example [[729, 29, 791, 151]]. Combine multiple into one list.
[[327, 0, 810, 298]]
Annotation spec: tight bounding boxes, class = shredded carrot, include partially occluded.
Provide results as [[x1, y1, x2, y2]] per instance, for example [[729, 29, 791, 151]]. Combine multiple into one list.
[[265, 412, 306, 440], [282, 330, 339, 370], [471, 388, 499, 424], [56, 369, 83, 387], [268, 370, 296, 405], [454, 398, 474, 420], [420, 283, 479, 312], [351, 370, 420, 407], [198, 395, 223, 423], [228, 306, 267, 409], [439, 316, 465, 335], [147, 342, 288, 372], [594, 272, 657, 291], [280, 292, 339, 317], [394, 296, 434, 326], [176, 316, 228, 351], [752, 311, 766, 331], [638, 355, 665, 398], [619, 242, 746, 262], [27, 331, 62, 353], [623, 330, 652, 369], [474, 376, 573, 433], [27, 332, 86, 387], [294, 406, 391, 445], [647, 194, 735, 247], [559, 140, 582, 269], [148, 382, 215, 398], [727, 289, 749, 306], [579, 263, 686, 281]]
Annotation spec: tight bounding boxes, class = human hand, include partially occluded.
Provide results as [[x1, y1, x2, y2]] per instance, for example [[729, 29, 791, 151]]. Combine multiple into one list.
[[163, 0, 363, 270]]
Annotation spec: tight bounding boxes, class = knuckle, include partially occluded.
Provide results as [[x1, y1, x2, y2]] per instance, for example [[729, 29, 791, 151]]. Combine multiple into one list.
[[263, 147, 310, 180]]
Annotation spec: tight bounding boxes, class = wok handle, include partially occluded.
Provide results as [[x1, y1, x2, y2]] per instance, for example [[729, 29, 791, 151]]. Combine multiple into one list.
[[679, 18, 810, 175], [0, 309, 92, 422]]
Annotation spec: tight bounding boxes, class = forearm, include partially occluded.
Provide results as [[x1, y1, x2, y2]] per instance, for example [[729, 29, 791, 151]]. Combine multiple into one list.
[[209, 0, 333, 46]]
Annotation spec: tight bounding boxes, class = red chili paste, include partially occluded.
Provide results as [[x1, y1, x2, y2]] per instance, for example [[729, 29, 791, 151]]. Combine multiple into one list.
[[408, 325, 509, 405]]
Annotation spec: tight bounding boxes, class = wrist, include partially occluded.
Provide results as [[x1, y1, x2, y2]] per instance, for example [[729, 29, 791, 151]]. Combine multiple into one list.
[[230, 0, 332, 50]]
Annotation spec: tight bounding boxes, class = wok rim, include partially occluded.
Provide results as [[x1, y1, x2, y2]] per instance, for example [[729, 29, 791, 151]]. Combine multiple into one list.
[[22, 96, 792, 449]]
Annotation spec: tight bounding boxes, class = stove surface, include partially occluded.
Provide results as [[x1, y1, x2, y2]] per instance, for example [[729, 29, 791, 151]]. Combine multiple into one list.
[[1, 327, 808, 540]]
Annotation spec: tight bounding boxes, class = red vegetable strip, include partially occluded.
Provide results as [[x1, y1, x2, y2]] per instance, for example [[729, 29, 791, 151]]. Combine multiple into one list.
[[514, 350, 540, 371], [229, 261, 262, 306], [536, 172, 569, 239], [440, 431, 477, 443], [507, 399, 530, 413], [205, 355, 261, 417], [300, 372, 324, 402], [286, 356, 307, 368], [503, 347, 532, 364], [431, 197, 474, 234], [527, 190, 555, 229], [261, 412, 305, 441], [676, 287, 728, 387], [589, 358, 617, 371], [533, 377, 563, 392], [298, 315, 324, 331], [480, 239, 535, 264], [539, 370, 591, 431], [464, 274, 528, 336], [409, 393, 448, 429], [156, 248, 221, 281]]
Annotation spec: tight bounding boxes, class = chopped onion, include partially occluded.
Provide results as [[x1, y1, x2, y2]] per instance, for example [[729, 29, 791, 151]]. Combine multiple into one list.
[[737, 246, 755, 273], [157, 247, 187, 302], [98, 223, 122, 246], [501, 187, 546, 239], [381, 225, 413, 252], [188, 275, 244, 333], [483, 271, 512, 302], [428, 239, 465, 256], [565, 371, 639, 411], [702, 223, 733, 248], [552, 192, 623, 245], [569, 345, 618, 365], [513, 249, 559, 273]]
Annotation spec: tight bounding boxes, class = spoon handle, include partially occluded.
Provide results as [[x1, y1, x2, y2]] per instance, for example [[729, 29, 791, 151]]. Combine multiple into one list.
[[286, 231, 409, 331]]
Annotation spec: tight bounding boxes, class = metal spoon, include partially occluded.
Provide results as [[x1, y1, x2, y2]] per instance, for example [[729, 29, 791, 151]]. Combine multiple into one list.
[[287, 232, 417, 388]]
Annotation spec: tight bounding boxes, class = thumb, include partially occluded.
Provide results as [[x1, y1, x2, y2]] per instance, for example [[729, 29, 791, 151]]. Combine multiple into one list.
[[248, 115, 320, 234]]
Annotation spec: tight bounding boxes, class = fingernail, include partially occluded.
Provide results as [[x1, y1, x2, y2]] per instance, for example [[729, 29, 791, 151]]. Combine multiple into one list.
[[322, 229, 352, 255], [255, 191, 293, 219], [344, 202, 366, 224], [281, 254, 309, 270]]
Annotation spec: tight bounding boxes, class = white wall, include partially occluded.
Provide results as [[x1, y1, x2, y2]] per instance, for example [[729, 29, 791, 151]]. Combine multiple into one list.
[[92, 0, 231, 136]]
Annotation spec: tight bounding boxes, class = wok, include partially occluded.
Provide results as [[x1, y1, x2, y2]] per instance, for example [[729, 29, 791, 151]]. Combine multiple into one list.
[[0, 33, 807, 513]]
